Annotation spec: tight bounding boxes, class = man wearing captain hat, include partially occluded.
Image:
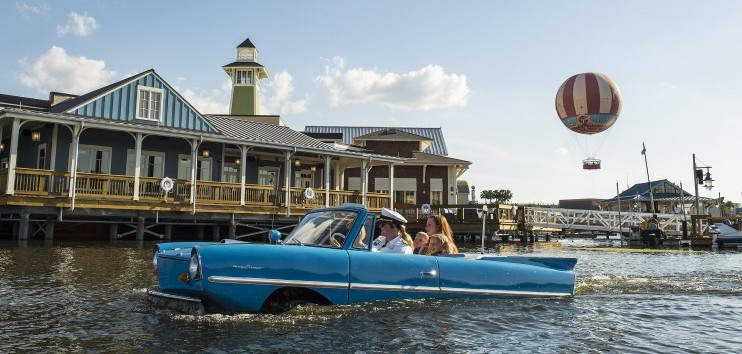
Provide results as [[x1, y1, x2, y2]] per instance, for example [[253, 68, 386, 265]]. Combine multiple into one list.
[[372, 208, 414, 254]]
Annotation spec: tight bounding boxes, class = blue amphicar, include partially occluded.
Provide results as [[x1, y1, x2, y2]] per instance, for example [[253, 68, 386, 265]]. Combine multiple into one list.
[[148, 204, 577, 313]]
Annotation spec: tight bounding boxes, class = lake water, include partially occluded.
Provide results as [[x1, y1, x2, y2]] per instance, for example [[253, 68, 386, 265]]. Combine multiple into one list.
[[1, 239, 740, 353]]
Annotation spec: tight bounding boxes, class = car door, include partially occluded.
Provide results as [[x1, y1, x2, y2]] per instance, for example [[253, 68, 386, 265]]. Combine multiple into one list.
[[347, 216, 439, 303]]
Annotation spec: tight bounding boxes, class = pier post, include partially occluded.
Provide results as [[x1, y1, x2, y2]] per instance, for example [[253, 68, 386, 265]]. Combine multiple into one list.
[[229, 220, 236, 239], [196, 225, 204, 241], [18, 211, 30, 240], [136, 217, 145, 241], [109, 223, 118, 240], [212, 225, 220, 241], [44, 220, 54, 240], [164, 224, 172, 241]]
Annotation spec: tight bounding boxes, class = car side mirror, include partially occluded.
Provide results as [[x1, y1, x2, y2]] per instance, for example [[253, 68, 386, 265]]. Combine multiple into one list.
[[268, 230, 282, 244]]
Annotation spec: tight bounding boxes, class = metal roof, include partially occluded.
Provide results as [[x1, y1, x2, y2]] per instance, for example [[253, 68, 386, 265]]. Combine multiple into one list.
[[206, 115, 333, 150], [304, 126, 448, 155], [411, 152, 470, 165]]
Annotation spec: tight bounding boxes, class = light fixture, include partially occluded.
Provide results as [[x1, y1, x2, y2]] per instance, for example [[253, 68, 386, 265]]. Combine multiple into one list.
[[310, 165, 316, 172], [703, 172, 714, 191], [235, 158, 241, 165], [294, 159, 301, 167], [31, 131, 40, 142], [0, 143, 4, 152], [450, 187, 455, 196], [202, 149, 210, 158]]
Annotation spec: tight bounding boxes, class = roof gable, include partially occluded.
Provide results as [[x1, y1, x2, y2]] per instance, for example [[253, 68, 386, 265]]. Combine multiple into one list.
[[304, 126, 448, 155], [50, 70, 216, 133]]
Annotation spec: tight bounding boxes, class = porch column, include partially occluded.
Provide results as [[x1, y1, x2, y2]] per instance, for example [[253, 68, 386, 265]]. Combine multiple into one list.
[[361, 159, 368, 207], [68, 125, 82, 200], [389, 163, 395, 207], [239, 145, 248, 206], [190, 139, 198, 205], [324, 155, 331, 207], [133, 132, 143, 201], [448, 165, 456, 205], [5, 118, 19, 195], [284, 150, 292, 216], [48, 124, 58, 193]]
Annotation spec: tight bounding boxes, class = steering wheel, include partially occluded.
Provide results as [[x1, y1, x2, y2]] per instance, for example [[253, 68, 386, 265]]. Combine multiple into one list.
[[330, 232, 346, 247]]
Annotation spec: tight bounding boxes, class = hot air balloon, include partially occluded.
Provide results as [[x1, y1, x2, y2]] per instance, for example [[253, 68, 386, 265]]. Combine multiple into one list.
[[555, 72, 622, 170]]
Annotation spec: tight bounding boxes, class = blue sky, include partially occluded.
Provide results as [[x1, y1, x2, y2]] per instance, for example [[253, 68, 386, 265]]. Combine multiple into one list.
[[2, 1, 740, 205]]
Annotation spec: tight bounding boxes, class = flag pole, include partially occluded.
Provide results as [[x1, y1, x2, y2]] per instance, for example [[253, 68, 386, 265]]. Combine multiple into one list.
[[642, 142, 655, 213]]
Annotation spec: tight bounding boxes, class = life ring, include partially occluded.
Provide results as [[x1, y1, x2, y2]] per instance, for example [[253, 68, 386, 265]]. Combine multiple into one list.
[[160, 177, 174, 192], [303, 187, 315, 199], [421, 204, 431, 215]]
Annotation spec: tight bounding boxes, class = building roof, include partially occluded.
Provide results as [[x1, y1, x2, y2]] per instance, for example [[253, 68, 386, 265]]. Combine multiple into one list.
[[49, 69, 155, 113], [222, 61, 266, 69], [237, 38, 256, 48], [354, 128, 432, 142], [0, 93, 50, 111], [304, 126, 448, 155], [205, 115, 333, 150], [599, 179, 712, 203], [410, 152, 470, 165]]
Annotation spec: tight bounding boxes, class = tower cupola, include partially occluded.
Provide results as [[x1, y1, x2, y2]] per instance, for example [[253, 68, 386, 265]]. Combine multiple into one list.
[[223, 37, 269, 115]]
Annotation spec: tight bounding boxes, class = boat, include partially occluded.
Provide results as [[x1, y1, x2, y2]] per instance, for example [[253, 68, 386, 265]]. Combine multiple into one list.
[[147, 204, 577, 314], [710, 222, 742, 248]]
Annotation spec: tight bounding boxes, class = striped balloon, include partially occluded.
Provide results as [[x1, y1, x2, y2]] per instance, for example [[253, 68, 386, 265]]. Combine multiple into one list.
[[555, 72, 622, 135]]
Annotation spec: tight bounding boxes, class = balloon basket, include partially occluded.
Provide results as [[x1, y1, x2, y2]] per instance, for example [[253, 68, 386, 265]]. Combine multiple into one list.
[[582, 159, 601, 170]]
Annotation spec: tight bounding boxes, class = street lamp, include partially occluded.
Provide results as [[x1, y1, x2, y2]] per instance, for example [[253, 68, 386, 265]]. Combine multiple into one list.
[[692, 154, 713, 236]]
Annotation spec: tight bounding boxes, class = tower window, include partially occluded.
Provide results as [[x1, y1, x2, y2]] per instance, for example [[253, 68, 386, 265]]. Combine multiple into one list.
[[136, 86, 163, 121], [236, 70, 253, 85]]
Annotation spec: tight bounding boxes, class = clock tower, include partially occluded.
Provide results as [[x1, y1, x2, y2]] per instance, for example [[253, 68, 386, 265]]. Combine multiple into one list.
[[223, 38, 269, 115]]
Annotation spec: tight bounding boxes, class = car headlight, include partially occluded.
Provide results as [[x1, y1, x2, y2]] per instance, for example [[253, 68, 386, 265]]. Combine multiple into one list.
[[189, 249, 202, 281]]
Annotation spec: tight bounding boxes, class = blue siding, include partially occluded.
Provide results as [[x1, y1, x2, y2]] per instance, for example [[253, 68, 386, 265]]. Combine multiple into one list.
[[69, 73, 214, 133]]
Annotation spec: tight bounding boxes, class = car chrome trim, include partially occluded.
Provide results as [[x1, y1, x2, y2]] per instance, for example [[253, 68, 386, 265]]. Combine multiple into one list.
[[350, 283, 440, 292], [208, 276, 349, 289], [207, 276, 571, 297], [439, 287, 572, 297], [147, 288, 202, 303]]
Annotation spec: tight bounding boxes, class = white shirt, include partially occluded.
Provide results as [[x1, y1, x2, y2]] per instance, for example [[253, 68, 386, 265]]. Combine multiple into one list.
[[376, 235, 413, 254]]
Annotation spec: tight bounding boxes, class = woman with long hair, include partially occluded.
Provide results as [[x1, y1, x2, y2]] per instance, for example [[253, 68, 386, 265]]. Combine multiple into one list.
[[425, 215, 458, 254]]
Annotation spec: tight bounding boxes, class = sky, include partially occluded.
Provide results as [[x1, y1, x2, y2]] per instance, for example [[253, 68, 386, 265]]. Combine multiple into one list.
[[2, 1, 741, 205]]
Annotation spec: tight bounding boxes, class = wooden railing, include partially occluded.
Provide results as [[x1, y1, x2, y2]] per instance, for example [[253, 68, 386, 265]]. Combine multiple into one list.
[[6, 168, 390, 211]]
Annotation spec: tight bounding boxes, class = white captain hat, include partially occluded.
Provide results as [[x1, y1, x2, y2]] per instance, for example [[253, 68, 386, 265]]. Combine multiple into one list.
[[380, 208, 407, 227]]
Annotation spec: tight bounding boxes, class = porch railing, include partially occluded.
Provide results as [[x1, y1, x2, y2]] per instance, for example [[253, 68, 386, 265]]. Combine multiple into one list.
[[7, 168, 389, 211]]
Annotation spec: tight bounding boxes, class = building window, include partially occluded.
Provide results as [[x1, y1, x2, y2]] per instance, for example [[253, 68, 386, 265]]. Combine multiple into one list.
[[126, 149, 165, 178], [235, 70, 253, 85], [75, 144, 112, 174], [177, 154, 212, 181], [258, 167, 279, 186], [37, 144, 47, 169], [136, 86, 163, 121], [294, 170, 314, 188], [430, 178, 443, 205], [395, 191, 416, 204]]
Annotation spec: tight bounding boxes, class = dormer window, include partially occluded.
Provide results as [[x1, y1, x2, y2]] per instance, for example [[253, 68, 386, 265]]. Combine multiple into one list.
[[235, 70, 253, 85], [136, 86, 163, 121]]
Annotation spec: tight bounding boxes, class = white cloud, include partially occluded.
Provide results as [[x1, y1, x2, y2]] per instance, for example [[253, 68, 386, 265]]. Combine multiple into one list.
[[313, 56, 470, 111], [261, 70, 308, 115], [179, 78, 231, 114], [15, 2, 50, 19], [18, 46, 116, 94], [57, 12, 98, 37], [553, 147, 569, 156]]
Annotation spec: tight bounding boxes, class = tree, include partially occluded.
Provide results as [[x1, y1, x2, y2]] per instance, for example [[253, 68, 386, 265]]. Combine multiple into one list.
[[480, 190, 497, 203], [480, 189, 513, 204]]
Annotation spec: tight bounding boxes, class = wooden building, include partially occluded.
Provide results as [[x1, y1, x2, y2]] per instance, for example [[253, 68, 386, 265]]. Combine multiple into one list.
[[598, 179, 714, 214], [0, 37, 473, 241]]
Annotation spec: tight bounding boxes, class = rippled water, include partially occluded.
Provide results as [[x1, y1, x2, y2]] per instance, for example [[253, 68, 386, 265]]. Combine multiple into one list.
[[1, 239, 740, 353]]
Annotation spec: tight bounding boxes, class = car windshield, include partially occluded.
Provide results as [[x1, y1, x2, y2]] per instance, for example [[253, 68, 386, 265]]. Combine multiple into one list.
[[285, 210, 359, 247]]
